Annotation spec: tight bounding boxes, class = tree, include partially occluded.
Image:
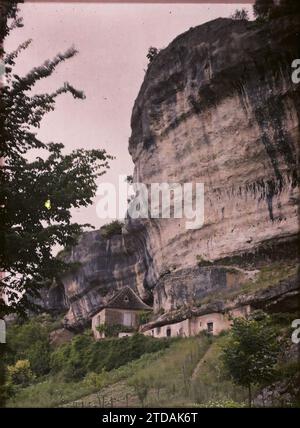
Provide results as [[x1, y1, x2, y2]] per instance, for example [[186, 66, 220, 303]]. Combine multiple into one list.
[[230, 9, 249, 21], [253, 0, 300, 20], [253, 0, 275, 19], [5, 317, 51, 376], [222, 316, 280, 407], [0, 5, 113, 318]]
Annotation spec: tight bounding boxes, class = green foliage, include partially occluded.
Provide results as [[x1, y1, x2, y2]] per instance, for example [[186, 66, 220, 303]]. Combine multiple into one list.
[[83, 371, 108, 389], [0, 5, 113, 318], [50, 333, 169, 381], [96, 323, 134, 337], [222, 315, 280, 406], [5, 317, 52, 376], [50, 334, 92, 381], [137, 311, 152, 326], [100, 220, 124, 239], [7, 360, 34, 387]]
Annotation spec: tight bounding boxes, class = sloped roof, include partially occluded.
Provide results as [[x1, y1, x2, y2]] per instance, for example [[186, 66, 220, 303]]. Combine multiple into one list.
[[105, 286, 152, 311]]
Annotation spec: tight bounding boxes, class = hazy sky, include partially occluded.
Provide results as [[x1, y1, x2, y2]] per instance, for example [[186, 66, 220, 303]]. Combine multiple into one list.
[[6, 2, 253, 230]]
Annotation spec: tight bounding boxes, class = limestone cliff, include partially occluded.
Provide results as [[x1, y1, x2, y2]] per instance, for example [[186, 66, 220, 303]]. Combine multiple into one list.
[[128, 16, 299, 311], [45, 16, 300, 328]]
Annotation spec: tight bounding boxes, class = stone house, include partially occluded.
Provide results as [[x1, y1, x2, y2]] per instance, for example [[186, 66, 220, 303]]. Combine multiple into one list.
[[143, 305, 251, 338], [92, 286, 152, 339]]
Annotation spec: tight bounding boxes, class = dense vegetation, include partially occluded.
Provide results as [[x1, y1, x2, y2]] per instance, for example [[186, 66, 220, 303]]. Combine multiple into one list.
[[50, 332, 170, 381], [3, 316, 171, 402], [3, 312, 299, 408]]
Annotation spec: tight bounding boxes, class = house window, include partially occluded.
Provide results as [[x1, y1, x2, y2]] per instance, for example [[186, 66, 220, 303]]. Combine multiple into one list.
[[123, 312, 133, 327], [207, 322, 214, 333], [124, 296, 129, 303], [166, 327, 171, 337]]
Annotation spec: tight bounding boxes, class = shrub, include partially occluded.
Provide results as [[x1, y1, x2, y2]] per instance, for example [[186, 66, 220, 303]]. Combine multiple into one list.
[[96, 323, 134, 338], [50, 333, 170, 381], [5, 317, 53, 376], [100, 220, 123, 239], [50, 334, 93, 381], [7, 360, 34, 387], [83, 371, 108, 389], [230, 9, 249, 20]]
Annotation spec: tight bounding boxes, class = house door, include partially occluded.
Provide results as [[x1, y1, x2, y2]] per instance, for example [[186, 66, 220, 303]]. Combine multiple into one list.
[[123, 312, 132, 327]]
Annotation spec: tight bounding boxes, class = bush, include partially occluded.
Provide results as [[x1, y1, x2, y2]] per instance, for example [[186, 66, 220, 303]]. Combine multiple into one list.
[[100, 220, 123, 239], [7, 360, 34, 387], [230, 9, 249, 20], [5, 317, 53, 377], [50, 334, 93, 381], [96, 323, 134, 338], [50, 333, 170, 381]]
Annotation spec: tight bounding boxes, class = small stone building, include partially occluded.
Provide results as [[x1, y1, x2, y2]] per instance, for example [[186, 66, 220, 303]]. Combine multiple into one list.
[[143, 305, 251, 338], [92, 286, 152, 339]]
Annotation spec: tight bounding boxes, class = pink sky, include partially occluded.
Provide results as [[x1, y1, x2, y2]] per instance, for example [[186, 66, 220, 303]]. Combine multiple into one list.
[[6, 2, 253, 231]]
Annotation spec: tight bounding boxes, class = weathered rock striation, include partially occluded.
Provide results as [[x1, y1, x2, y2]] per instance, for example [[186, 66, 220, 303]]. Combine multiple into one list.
[[44, 16, 300, 328]]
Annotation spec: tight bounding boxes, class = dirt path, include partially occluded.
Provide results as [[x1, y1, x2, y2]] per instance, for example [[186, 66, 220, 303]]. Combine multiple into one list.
[[191, 344, 213, 382]]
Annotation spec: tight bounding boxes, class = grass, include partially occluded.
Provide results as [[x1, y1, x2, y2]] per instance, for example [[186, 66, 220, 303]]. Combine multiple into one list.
[[190, 334, 249, 405], [7, 325, 298, 408], [7, 336, 212, 408], [65, 335, 213, 408], [64, 334, 250, 408]]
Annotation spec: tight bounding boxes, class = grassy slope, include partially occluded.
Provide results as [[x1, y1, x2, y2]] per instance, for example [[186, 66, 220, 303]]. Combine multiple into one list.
[[8, 334, 248, 408], [7, 259, 298, 408], [8, 336, 212, 408], [64, 334, 248, 408]]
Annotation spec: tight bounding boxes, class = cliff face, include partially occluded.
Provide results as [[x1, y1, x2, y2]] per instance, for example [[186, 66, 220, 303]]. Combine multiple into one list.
[[127, 16, 300, 313], [44, 230, 151, 328], [46, 17, 299, 328]]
